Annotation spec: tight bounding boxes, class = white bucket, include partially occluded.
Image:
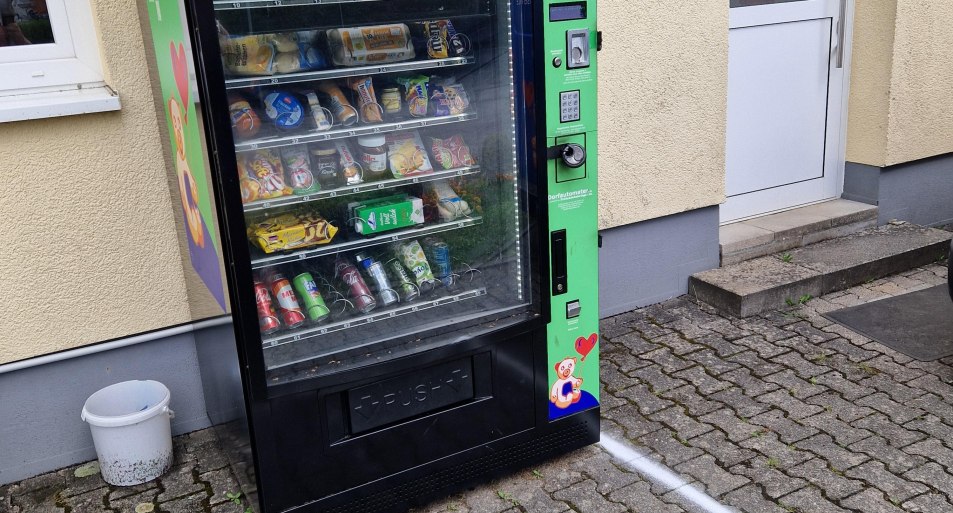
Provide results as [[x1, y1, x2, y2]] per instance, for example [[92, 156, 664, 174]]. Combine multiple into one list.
[[81, 380, 175, 486]]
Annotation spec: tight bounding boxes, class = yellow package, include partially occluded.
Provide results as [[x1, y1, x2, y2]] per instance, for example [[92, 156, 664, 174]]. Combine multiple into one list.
[[249, 213, 338, 253]]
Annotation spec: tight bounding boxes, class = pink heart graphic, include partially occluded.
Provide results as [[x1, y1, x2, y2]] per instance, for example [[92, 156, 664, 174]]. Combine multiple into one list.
[[170, 41, 189, 121], [575, 333, 598, 361]]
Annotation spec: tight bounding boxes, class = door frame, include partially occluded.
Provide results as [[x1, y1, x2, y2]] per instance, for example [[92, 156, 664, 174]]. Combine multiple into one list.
[[721, 0, 855, 225]]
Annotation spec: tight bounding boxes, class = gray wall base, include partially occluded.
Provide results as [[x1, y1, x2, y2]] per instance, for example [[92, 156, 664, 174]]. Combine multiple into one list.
[[0, 325, 236, 485], [599, 206, 720, 318], [844, 153, 953, 227]]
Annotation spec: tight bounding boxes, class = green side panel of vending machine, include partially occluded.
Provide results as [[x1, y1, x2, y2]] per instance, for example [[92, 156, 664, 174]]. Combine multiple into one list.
[[543, 0, 600, 421]]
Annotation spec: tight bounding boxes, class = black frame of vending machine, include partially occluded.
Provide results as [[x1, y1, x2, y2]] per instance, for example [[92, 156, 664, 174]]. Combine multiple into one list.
[[184, 0, 600, 511]]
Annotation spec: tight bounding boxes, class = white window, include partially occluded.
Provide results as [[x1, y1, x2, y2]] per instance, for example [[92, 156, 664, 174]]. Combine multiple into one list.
[[0, 0, 119, 122]]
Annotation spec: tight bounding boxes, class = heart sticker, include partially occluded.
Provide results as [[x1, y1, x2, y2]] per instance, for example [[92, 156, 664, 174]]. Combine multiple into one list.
[[170, 42, 189, 121], [575, 333, 598, 361]]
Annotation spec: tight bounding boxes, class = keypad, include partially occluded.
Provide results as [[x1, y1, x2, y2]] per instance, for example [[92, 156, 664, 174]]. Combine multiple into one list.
[[560, 90, 580, 123]]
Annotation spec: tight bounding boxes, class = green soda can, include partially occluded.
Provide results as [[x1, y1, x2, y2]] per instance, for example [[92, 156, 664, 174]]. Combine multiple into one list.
[[292, 272, 330, 323], [394, 240, 436, 295], [385, 258, 419, 302]]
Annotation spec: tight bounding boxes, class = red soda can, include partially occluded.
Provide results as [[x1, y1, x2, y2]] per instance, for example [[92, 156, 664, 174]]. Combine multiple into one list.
[[254, 280, 281, 334], [335, 259, 377, 314], [269, 273, 307, 329]]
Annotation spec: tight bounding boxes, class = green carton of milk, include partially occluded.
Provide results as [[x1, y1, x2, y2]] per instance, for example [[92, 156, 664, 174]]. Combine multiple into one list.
[[350, 195, 424, 235]]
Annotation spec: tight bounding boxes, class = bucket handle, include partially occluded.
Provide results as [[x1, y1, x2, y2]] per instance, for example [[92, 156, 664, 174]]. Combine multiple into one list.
[[163, 406, 175, 419]]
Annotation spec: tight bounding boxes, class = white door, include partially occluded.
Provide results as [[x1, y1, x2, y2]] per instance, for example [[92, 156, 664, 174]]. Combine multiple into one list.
[[722, 0, 851, 223]]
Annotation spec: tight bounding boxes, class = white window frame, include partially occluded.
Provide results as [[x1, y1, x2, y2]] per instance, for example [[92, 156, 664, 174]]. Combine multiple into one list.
[[0, 0, 120, 122]]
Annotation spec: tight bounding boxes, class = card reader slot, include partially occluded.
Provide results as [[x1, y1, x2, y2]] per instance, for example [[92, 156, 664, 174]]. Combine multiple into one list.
[[551, 230, 568, 296]]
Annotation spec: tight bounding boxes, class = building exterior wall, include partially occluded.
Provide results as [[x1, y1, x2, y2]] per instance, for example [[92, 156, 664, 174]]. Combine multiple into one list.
[[0, 0, 192, 364], [847, 0, 953, 167], [597, 0, 728, 230]]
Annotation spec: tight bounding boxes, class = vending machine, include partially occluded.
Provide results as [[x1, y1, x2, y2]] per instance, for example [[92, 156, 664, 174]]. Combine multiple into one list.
[[145, 0, 599, 511]]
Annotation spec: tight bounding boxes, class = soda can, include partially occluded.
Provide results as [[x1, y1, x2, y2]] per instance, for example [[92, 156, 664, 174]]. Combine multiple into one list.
[[269, 273, 307, 329], [356, 254, 399, 307], [292, 272, 330, 323], [394, 240, 436, 295], [254, 280, 281, 335], [423, 238, 453, 287], [335, 259, 377, 314], [386, 258, 419, 302]]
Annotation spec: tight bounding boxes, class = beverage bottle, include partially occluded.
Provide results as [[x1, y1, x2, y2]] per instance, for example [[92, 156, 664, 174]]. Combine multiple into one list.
[[355, 253, 399, 307], [334, 257, 377, 314]]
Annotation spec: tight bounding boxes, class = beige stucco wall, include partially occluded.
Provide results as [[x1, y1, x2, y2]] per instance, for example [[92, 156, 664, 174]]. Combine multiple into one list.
[[847, 0, 953, 167], [0, 0, 193, 364], [597, 0, 728, 230]]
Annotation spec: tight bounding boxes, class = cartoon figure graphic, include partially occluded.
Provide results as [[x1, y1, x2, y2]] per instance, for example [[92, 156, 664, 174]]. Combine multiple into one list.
[[168, 95, 205, 248], [550, 357, 583, 409]]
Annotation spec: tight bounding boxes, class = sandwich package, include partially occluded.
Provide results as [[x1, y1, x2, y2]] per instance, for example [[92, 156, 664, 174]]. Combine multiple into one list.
[[386, 131, 433, 178], [427, 182, 472, 221], [326, 24, 415, 67], [221, 31, 327, 76]]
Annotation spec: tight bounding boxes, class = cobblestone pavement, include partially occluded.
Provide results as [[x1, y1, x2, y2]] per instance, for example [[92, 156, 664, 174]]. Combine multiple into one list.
[[2, 262, 951, 513]]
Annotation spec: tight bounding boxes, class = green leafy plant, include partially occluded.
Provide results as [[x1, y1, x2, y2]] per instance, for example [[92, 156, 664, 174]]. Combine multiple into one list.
[[857, 362, 880, 376], [532, 469, 543, 479], [785, 298, 796, 307], [798, 294, 813, 305], [766, 457, 781, 469], [781, 253, 793, 263], [226, 492, 242, 506]]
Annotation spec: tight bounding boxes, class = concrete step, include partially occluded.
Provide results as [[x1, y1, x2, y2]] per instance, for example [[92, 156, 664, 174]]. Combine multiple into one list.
[[720, 199, 879, 266], [691, 223, 952, 317]]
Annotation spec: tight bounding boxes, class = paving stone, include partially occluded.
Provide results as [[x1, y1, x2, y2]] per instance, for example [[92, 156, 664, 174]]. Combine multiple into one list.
[[653, 332, 707, 356], [106, 488, 161, 513], [812, 371, 875, 401], [699, 408, 757, 443], [729, 458, 808, 500], [763, 370, 826, 399], [785, 458, 863, 500], [671, 366, 730, 395], [641, 347, 695, 373], [202, 467, 243, 506], [601, 405, 666, 439], [651, 406, 715, 441], [726, 352, 786, 378], [611, 331, 662, 355], [60, 464, 108, 499], [721, 368, 781, 397], [860, 374, 929, 404], [616, 382, 676, 415], [157, 464, 203, 502], [709, 387, 772, 419], [805, 392, 875, 422], [56, 487, 109, 512], [840, 488, 906, 513], [462, 477, 527, 513], [772, 335, 827, 359], [785, 322, 839, 345], [162, 491, 210, 513], [795, 434, 869, 471], [637, 430, 705, 467], [857, 393, 926, 424], [686, 430, 756, 467], [602, 322, 635, 340], [682, 349, 742, 376], [604, 347, 654, 374], [602, 360, 635, 395], [693, 333, 748, 358], [820, 322, 873, 347], [777, 486, 849, 513], [699, 316, 754, 341], [800, 412, 872, 446], [487, 470, 572, 513], [739, 433, 814, 469], [552, 479, 626, 513], [660, 385, 725, 417], [904, 438, 953, 470], [818, 338, 878, 363], [844, 461, 929, 503], [908, 393, 953, 425], [722, 484, 789, 513], [534, 452, 587, 494], [732, 334, 789, 359], [905, 414, 953, 441], [900, 492, 953, 513], [211, 499, 249, 513], [674, 454, 749, 498], [749, 409, 818, 444], [606, 481, 686, 513], [755, 390, 824, 420], [630, 366, 689, 394], [568, 449, 641, 495], [907, 374, 953, 403], [852, 414, 926, 448], [770, 352, 829, 379], [849, 435, 925, 474]]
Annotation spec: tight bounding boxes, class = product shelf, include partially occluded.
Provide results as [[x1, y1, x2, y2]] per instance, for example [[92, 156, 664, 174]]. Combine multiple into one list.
[[225, 56, 475, 90], [214, 0, 379, 11], [249, 216, 483, 269], [243, 165, 481, 213], [261, 286, 487, 348], [235, 112, 477, 152]]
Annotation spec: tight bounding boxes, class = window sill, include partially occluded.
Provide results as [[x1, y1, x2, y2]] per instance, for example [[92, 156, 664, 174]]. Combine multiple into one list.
[[0, 85, 121, 123]]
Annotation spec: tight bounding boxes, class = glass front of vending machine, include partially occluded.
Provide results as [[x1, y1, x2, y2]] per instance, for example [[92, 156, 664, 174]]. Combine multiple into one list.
[[147, 0, 601, 510]]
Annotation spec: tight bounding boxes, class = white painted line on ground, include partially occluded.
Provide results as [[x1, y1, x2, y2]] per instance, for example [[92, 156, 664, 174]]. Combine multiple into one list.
[[599, 432, 738, 513]]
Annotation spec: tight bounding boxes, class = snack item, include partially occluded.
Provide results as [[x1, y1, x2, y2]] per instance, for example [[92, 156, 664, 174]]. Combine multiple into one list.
[[249, 212, 338, 253], [394, 240, 437, 294], [273, 45, 328, 74], [317, 81, 358, 126], [387, 131, 433, 177], [280, 146, 320, 195], [416, 20, 468, 58], [228, 95, 261, 140], [397, 75, 429, 117], [309, 143, 342, 188], [335, 140, 363, 185], [346, 76, 383, 123], [220, 35, 276, 76], [238, 150, 293, 202], [430, 134, 475, 169], [357, 135, 388, 177], [428, 84, 451, 117], [262, 91, 305, 130], [380, 87, 402, 118], [441, 82, 470, 115], [428, 181, 472, 221], [304, 91, 332, 131], [349, 195, 424, 235], [326, 24, 415, 67]]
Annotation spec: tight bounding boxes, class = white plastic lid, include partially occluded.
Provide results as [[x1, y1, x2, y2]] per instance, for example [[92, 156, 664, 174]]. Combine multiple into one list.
[[357, 135, 386, 147], [81, 380, 171, 428]]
